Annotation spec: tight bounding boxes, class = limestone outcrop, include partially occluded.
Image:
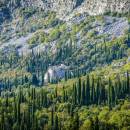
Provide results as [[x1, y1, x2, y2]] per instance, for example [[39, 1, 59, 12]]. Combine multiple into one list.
[[1, 0, 130, 18]]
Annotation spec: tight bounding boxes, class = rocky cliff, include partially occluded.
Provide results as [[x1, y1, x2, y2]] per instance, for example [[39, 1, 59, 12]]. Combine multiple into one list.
[[75, 0, 130, 15], [19, 0, 130, 17], [0, 0, 130, 19]]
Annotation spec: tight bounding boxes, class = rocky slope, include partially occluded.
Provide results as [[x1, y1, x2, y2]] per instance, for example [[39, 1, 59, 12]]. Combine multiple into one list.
[[0, 0, 130, 82], [0, 0, 130, 20], [75, 0, 130, 15]]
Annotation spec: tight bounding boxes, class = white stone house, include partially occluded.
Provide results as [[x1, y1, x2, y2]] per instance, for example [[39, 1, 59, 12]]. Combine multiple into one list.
[[44, 64, 68, 83]]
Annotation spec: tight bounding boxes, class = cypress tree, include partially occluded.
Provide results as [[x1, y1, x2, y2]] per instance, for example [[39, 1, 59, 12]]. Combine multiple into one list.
[[32, 74, 39, 86], [126, 71, 130, 93], [43, 92, 48, 107], [1, 109, 5, 130], [24, 75, 29, 83], [108, 78, 112, 110], [72, 83, 77, 105], [51, 107, 54, 130], [41, 71, 44, 86], [62, 86, 66, 103], [54, 115, 59, 130], [86, 75, 90, 105], [96, 78, 100, 105], [65, 71, 68, 81], [91, 76, 95, 104], [54, 87, 58, 98], [100, 85, 106, 105], [94, 116, 99, 130], [14, 74, 18, 88], [5, 95, 9, 108], [17, 99, 21, 126], [111, 85, 116, 106], [77, 78, 81, 105], [80, 81, 85, 105]]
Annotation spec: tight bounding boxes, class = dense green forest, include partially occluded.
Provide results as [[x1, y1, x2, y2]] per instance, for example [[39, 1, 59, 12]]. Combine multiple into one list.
[[0, 72, 130, 130], [0, 38, 130, 130]]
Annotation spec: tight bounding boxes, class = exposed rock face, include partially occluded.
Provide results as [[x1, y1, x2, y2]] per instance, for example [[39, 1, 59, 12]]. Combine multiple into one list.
[[44, 64, 68, 83], [76, 0, 130, 15], [1, 0, 130, 19], [23, 0, 130, 17]]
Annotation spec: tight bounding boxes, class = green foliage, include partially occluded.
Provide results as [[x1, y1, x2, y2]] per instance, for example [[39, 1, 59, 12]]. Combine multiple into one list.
[[87, 30, 98, 39], [27, 31, 47, 46], [47, 27, 61, 42], [0, 70, 130, 130]]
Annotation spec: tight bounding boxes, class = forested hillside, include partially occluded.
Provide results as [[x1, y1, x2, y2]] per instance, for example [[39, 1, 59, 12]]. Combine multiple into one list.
[[0, 0, 130, 130]]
